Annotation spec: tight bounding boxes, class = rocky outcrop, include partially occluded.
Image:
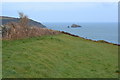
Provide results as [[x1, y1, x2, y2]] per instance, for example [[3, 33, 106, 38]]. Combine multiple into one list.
[[71, 24, 81, 28]]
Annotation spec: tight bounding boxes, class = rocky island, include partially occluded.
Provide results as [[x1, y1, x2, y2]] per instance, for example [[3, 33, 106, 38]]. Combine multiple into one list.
[[71, 24, 81, 28]]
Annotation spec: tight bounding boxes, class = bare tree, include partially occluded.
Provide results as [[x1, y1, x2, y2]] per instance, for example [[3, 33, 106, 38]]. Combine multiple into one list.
[[19, 12, 29, 28]]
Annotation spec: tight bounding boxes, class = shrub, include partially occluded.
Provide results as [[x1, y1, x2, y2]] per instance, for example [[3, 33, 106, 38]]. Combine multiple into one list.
[[97, 40, 108, 43]]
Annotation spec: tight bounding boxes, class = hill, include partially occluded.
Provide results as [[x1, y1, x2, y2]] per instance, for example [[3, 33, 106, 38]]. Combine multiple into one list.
[[0, 16, 46, 28], [2, 34, 118, 78]]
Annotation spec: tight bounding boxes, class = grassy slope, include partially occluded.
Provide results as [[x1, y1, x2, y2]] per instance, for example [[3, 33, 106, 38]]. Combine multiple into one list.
[[3, 34, 118, 78]]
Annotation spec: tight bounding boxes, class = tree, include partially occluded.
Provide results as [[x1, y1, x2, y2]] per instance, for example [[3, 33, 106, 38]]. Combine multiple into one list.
[[19, 12, 29, 28]]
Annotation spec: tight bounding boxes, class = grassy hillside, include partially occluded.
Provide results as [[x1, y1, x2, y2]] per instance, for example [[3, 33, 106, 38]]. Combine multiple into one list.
[[2, 34, 118, 78], [0, 16, 46, 28]]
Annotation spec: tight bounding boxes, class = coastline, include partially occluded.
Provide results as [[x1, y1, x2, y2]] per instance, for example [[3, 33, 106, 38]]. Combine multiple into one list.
[[60, 31, 119, 46], [45, 22, 118, 45]]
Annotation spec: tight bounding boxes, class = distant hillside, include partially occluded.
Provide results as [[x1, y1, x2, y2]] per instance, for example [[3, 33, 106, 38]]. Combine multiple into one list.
[[0, 16, 46, 28]]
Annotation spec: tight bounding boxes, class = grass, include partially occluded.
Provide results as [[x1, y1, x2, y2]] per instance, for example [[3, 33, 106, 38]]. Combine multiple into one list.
[[2, 34, 118, 78]]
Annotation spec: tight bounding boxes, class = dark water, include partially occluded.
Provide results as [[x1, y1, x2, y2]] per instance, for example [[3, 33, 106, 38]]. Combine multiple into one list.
[[43, 22, 118, 44]]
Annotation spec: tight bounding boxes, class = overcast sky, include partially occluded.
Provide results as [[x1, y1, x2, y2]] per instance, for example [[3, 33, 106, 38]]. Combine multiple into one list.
[[2, 2, 118, 23]]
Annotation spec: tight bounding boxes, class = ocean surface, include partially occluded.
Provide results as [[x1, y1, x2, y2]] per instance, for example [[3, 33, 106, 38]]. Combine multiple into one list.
[[43, 22, 118, 44]]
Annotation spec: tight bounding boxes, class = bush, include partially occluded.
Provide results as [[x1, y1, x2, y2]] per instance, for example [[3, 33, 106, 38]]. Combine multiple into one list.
[[97, 40, 108, 43]]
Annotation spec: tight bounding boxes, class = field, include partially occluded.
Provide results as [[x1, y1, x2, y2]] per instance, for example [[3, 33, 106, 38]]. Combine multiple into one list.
[[2, 34, 118, 78]]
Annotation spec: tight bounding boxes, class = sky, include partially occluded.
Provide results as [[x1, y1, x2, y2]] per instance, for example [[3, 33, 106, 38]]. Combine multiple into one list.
[[1, 0, 119, 2], [1, 2, 118, 23]]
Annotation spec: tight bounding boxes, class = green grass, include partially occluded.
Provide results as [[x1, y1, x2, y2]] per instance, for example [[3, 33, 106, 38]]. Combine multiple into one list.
[[2, 34, 118, 78]]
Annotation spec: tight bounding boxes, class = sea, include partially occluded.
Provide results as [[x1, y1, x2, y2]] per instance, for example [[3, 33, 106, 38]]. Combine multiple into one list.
[[43, 22, 118, 44]]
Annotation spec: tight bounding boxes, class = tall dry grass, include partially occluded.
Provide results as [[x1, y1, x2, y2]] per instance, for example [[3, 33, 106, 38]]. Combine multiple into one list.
[[2, 22, 60, 40]]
